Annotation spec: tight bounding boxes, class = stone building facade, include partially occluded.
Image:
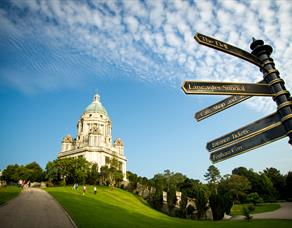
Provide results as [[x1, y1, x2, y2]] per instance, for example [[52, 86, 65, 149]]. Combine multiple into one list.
[[58, 91, 127, 180]]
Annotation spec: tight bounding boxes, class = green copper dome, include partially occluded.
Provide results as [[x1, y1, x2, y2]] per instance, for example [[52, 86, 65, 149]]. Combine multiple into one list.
[[84, 91, 108, 115]]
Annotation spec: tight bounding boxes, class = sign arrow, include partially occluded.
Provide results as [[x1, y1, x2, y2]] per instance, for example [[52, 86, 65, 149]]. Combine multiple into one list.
[[207, 112, 281, 152], [182, 81, 273, 96], [195, 80, 266, 121], [209, 122, 286, 163], [194, 33, 265, 70], [195, 95, 250, 121]]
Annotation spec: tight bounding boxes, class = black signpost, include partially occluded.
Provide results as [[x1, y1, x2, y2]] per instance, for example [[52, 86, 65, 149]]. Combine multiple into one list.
[[182, 33, 292, 163]]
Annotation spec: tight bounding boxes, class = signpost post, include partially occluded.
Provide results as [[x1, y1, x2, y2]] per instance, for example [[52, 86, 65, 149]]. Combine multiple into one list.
[[182, 33, 292, 163]]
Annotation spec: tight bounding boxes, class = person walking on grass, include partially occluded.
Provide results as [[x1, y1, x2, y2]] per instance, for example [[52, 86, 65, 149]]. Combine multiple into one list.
[[82, 185, 87, 196], [94, 186, 97, 195]]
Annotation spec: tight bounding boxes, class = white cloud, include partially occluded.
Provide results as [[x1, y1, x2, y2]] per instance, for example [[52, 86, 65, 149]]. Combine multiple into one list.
[[1, 0, 292, 113], [196, 1, 213, 22], [125, 16, 139, 34], [154, 33, 164, 49], [165, 32, 182, 47]]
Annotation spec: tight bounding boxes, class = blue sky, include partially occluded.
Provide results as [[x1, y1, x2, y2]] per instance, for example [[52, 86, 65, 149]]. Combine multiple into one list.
[[0, 0, 292, 180]]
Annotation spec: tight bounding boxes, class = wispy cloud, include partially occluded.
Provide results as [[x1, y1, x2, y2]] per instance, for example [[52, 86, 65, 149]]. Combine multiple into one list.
[[0, 0, 291, 112]]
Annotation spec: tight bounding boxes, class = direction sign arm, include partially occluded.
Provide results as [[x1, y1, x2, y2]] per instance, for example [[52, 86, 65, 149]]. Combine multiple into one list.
[[195, 80, 266, 121], [194, 33, 265, 70], [206, 112, 281, 152], [210, 123, 286, 163], [182, 81, 273, 97]]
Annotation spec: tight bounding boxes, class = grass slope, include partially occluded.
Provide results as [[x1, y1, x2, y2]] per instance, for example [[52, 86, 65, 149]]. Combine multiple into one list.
[[0, 186, 21, 205], [46, 186, 292, 228]]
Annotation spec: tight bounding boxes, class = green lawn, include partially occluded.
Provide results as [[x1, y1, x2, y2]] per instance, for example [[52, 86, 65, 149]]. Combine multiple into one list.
[[0, 186, 22, 205], [46, 186, 292, 228], [231, 203, 281, 216]]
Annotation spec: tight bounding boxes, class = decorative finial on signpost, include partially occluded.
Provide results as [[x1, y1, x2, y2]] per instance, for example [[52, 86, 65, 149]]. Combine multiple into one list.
[[250, 38, 273, 56]]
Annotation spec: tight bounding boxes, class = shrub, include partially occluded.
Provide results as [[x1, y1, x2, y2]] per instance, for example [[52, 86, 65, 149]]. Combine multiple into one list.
[[242, 206, 253, 221], [246, 192, 263, 206]]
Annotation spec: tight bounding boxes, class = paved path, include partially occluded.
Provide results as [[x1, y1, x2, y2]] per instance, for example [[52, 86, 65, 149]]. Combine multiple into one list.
[[0, 188, 76, 228], [253, 202, 292, 219], [231, 202, 292, 220]]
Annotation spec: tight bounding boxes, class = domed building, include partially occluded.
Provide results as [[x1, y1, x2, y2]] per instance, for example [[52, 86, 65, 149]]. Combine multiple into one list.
[[58, 91, 127, 180]]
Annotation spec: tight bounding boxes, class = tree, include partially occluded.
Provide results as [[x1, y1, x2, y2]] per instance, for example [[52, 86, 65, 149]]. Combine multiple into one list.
[[225, 174, 251, 202], [25, 162, 44, 182], [1, 164, 20, 183], [204, 171, 236, 220], [204, 165, 221, 193], [232, 167, 275, 201], [232, 167, 250, 177], [71, 157, 90, 184], [163, 170, 186, 191], [284, 172, 292, 200], [179, 192, 188, 218], [217, 178, 233, 215], [99, 166, 110, 185], [110, 167, 123, 187], [186, 204, 195, 218], [179, 178, 209, 219], [246, 192, 263, 206], [99, 156, 123, 187], [148, 170, 187, 212], [264, 168, 286, 199], [194, 184, 209, 219], [232, 167, 259, 191], [258, 173, 277, 202], [54, 158, 73, 185], [1, 162, 44, 183], [16, 165, 31, 181], [150, 173, 165, 210], [45, 161, 59, 184], [167, 186, 177, 210], [209, 192, 225, 221], [45, 157, 90, 185], [207, 176, 235, 220], [135, 176, 151, 198], [162, 170, 186, 210], [126, 171, 138, 192], [87, 164, 99, 185], [204, 165, 221, 184]]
